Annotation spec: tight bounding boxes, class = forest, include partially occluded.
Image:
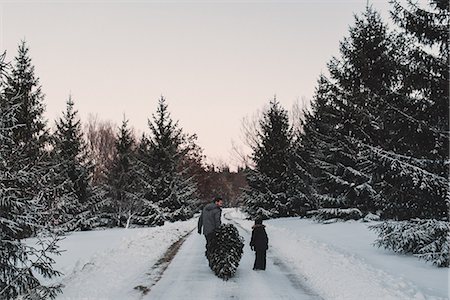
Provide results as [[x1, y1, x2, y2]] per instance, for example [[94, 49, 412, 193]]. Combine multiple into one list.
[[0, 0, 448, 299]]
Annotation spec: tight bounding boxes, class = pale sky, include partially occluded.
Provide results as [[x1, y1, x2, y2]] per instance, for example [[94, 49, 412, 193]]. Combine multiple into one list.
[[0, 0, 393, 168]]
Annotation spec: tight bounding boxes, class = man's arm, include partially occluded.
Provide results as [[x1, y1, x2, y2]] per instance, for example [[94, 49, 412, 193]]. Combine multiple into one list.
[[214, 209, 221, 229]]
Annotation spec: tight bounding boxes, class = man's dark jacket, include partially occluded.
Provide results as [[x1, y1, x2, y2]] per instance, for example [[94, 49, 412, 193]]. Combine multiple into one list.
[[198, 203, 222, 236]]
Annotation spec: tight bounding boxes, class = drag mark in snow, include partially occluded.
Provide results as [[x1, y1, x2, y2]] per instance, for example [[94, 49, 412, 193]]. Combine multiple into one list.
[[135, 229, 193, 297], [223, 211, 322, 300]]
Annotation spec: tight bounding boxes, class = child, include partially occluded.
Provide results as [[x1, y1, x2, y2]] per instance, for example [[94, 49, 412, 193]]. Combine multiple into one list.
[[250, 219, 268, 270]]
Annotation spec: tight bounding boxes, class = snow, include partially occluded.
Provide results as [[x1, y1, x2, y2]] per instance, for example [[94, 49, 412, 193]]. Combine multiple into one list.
[[145, 215, 319, 300], [31, 209, 448, 300], [34, 220, 197, 299], [228, 209, 449, 300]]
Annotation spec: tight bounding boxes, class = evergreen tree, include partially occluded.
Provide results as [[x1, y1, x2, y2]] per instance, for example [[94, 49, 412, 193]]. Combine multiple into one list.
[[370, 219, 449, 267], [206, 224, 244, 280], [297, 7, 407, 219], [368, 0, 449, 219], [106, 118, 163, 227], [297, 76, 349, 211], [4, 41, 48, 160], [320, 7, 396, 213], [0, 52, 62, 299], [242, 98, 301, 218], [50, 96, 94, 230], [298, 3, 449, 220], [144, 96, 198, 221]]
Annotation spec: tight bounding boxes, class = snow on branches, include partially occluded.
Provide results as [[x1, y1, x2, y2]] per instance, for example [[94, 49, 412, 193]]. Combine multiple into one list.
[[308, 208, 363, 222], [369, 219, 449, 267]]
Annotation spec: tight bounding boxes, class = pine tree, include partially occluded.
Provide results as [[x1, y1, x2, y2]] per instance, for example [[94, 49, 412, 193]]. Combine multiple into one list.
[[297, 76, 346, 211], [370, 219, 449, 267], [144, 96, 198, 221], [206, 224, 244, 280], [297, 7, 403, 219], [53, 96, 90, 203], [50, 96, 95, 231], [132, 133, 165, 226], [0, 52, 62, 299], [242, 98, 301, 218], [298, 3, 449, 221], [105, 118, 163, 227], [4, 41, 48, 160], [107, 118, 136, 226], [368, 0, 449, 219]]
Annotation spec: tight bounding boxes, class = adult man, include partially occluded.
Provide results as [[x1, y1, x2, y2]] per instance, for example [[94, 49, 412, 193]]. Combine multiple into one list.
[[198, 196, 223, 247]]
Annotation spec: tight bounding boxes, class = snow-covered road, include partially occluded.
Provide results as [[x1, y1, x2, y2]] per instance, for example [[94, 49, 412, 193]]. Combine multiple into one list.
[[145, 218, 320, 300], [41, 209, 446, 299]]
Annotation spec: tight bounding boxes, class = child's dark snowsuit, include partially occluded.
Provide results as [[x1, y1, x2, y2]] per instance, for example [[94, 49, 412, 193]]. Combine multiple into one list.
[[250, 223, 268, 270]]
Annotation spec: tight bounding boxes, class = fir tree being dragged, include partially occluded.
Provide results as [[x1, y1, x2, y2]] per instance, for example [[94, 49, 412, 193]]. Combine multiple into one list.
[[206, 224, 244, 280]]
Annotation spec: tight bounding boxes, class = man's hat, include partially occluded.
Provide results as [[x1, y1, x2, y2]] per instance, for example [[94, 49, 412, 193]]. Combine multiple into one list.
[[214, 196, 223, 202]]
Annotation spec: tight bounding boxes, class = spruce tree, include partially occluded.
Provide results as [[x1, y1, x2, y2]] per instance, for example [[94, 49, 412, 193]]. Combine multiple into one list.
[[4, 41, 48, 160], [242, 98, 300, 218], [132, 133, 165, 226], [369, 0, 449, 219], [298, 3, 449, 220], [297, 76, 349, 211], [206, 224, 244, 280], [106, 118, 163, 227], [51, 96, 94, 230], [322, 7, 396, 213], [297, 7, 402, 219], [107, 118, 136, 226], [145, 96, 198, 221], [0, 52, 62, 299]]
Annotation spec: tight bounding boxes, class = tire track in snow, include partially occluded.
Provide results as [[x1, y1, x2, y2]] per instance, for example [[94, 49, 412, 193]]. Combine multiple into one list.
[[135, 229, 194, 297], [224, 212, 322, 300], [144, 214, 321, 299]]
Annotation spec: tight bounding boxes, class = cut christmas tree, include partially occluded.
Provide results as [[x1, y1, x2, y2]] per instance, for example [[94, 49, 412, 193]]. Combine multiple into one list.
[[206, 224, 244, 280]]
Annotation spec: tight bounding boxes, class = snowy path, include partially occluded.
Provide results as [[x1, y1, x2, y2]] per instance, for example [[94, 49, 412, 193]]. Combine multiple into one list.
[[145, 217, 320, 300]]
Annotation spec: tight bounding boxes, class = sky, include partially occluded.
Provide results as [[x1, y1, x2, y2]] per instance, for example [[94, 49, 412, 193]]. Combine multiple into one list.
[[0, 0, 393, 169]]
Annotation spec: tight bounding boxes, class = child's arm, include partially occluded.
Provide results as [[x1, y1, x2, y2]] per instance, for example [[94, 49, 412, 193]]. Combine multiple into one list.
[[250, 230, 255, 250], [264, 230, 269, 249]]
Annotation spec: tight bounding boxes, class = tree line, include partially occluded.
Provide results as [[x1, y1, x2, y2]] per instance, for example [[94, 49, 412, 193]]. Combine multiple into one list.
[[0, 43, 246, 298], [0, 0, 448, 298], [240, 1, 448, 266]]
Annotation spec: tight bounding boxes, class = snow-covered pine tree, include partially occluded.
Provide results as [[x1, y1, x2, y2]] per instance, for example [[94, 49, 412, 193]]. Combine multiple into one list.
[[242, 98, 302, 218], [53, 96, 91, 203], [366, 0, 449, 220], [105, 118, 163, 227], [0, 52, 62, 299], [324, 7, 397, 214], [4, 41, 48, 160], [0, 41, 67, 234], [297, 76, 344, 211], [297, 7, 402, 220], [286, 132, 315, 216], [106, 117, 136, 226], [132, 133, 165, 226], [295, 76, 369, 220], [206, 224, 244, 280], [390, 0, 449, 161], [50, 96, 97, 231], [369, 219, 449, 267], [144, 96, 198, 221]]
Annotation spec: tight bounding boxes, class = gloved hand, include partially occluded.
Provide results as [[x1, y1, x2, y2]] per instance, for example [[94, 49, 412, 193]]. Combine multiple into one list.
[[250, 246, 254, 251], [198, 229, 201, 234]]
